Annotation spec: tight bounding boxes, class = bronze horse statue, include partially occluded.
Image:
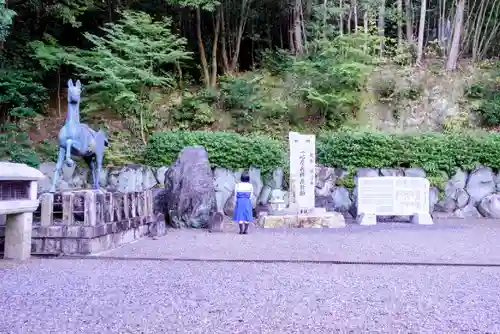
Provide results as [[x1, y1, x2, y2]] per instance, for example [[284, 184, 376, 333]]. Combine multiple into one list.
[[49, 79, 109, 192]]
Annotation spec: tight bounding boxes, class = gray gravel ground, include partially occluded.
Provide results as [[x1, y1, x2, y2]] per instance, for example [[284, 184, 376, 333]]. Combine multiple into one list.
[[2, 259, 500, 333], [2, 219, 500, 333], [101, 219, 500, 264]]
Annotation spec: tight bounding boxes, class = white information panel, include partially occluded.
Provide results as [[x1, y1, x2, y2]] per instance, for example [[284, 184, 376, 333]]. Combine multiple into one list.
[[289, 132, 315, 214], [357, 176, 432, 225]]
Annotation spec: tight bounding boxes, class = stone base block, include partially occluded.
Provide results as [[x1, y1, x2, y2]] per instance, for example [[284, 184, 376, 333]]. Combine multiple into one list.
[[260, 211, 346, 228], [356, 213, 377, 226], [356, 212, 434, 225], [410, 212, 434, 225], [0, 215, 167, 256]]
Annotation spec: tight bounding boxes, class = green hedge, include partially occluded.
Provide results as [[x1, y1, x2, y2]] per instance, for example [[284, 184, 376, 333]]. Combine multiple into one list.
[[317, 131, 500, 175], [146, 130, 500, 180], [145, 131, 285, 175]]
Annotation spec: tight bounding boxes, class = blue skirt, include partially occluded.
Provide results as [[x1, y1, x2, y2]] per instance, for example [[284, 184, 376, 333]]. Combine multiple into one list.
[[233, 192, 253, 222]]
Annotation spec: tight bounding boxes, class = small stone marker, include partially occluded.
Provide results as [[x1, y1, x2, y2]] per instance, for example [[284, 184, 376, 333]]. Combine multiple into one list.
[[357, 176, 432, 225], [208, 212, 224, 232]]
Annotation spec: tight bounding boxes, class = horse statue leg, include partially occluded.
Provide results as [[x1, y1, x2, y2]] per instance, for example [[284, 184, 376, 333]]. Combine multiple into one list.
[[50, 147, 66, 193], [91, 158, 99, 190], [93, 130, 107, 191], [64, 139, 76, 167], [83, 155, 98, 190]]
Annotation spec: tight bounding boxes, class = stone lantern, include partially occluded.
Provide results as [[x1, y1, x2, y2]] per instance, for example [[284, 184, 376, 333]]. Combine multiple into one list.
[[0, 162, 45, 260]]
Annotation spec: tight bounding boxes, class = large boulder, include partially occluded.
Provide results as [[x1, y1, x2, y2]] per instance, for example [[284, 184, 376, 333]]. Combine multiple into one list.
[[331, 186, 352, 212], [162, 146, 216, 228], [453, 204, 482, 218], [152, 188, 167, 224], [466, 167, 495, 204], [214, 168, 237, 212], [435, 169, 469, 213], [315, 166, 337, 197], [477, 194, 500, 218]]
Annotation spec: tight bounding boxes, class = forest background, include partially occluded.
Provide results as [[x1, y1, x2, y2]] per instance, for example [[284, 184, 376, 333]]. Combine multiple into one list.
[[1, 0, 500, 168]]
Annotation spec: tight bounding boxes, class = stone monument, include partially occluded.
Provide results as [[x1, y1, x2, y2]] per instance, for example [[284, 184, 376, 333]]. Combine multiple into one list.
[[49, 79, 109, 193], [259, 132, 345, 228], [288, 131, 315, 214]]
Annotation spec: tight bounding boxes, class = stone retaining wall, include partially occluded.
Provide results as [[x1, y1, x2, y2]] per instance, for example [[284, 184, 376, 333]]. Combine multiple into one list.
[[0, 189, 166, 255], [313, 167, 499, 219], [36, 162, 500, 219]]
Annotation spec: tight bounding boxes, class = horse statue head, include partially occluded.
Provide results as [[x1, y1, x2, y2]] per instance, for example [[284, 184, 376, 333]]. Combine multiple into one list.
[[67, 79, 82, 104]]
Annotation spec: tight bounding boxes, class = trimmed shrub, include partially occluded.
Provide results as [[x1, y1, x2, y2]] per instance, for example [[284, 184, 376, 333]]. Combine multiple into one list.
[[317, 130, 500, 176], [145, 131, 285, 175], [146, 130, 500, 181]]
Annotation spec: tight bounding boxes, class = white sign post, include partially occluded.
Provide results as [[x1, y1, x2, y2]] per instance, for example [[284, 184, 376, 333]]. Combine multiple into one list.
[[288, 132, 315, 214], [357, 176, 432, 225]]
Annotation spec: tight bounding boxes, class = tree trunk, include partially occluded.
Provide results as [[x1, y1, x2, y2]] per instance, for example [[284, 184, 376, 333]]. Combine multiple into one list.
[[438, 0, 445, 50], [404, 0, 413, 43], [230, 0, 249, 71], [294, 0, 304, 55], [339, 0, 344, 35], [363, 10, 368, 52], [353, 0, 358, 33], [175, 61, 183, 90], [347, 5, 352, 33], [279, 24, 284, 48], [378, 0, 386, 56], [57, 66, 61, 117], [220, 8, 230, 73], [211, 8, 221, 88], [323, 0, 328, 39], [397, 0, 403, 47], [196, 7, 210, 88], [416, 0, 426, 63], [305, 0, 313, 18], [446, 0, 465, 71]]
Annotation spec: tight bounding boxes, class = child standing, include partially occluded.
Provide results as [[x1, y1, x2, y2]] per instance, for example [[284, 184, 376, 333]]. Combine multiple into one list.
[[232, 172, 254, 234]]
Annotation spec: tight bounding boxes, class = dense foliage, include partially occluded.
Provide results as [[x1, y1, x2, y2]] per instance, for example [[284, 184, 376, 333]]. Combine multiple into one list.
[[1, 0, 500, 166], [0, 124, 40, 168], [145, 131, 285, 175], [466, 64, 500, 127]]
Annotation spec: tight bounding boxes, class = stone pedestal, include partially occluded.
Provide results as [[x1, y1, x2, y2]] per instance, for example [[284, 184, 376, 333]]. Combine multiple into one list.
[[356, 213, 377, 226], [18, 189, 166, 255], [410, 213, 433, 225], [260, 211, 346, 228], [357, 212, 434, 225], [4, 212, 33, 260]]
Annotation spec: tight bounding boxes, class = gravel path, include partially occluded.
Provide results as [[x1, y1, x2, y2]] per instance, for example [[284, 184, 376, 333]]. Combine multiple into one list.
[[2, 219, 500, 333], [2, 258, 500, 333], [100, 219, 500, 264]]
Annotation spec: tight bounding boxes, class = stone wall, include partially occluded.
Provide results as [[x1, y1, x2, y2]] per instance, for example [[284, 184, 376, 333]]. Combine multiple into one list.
[[36, 162, 500, 219], [313, 166, 499, 219]]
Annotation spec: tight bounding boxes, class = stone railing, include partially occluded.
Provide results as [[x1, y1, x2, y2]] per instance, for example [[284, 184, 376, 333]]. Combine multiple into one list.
[[1, 189, 165, 256]]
